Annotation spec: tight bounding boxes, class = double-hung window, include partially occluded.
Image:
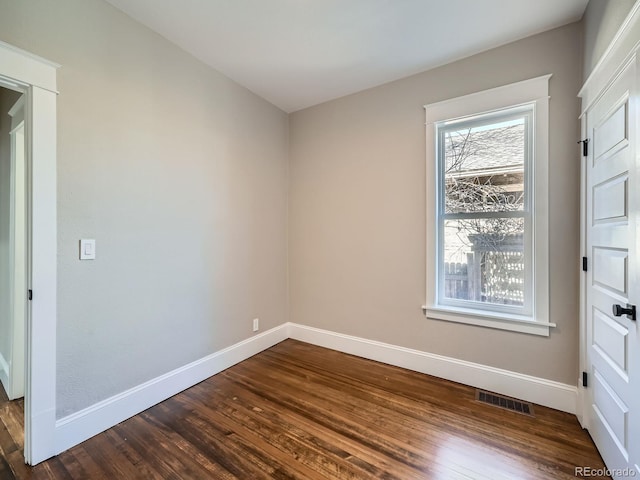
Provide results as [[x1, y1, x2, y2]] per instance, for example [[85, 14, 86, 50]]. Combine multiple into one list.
[[424, 76, 552, 336]]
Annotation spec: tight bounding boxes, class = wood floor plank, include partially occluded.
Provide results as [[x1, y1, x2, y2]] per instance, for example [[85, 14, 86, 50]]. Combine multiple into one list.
[[185, 384, 389, 480], [0, 339, 610, 479], [0, 383, 8, 404], [114, 415, 210, 480], [141, 403, 247, 480], [139, 406, 245, 480], [215, 369, 438, 475], [0, 446, 15, 480], [56, 447, 96, 480], [100, 428, 167, 480], [32, 457, 73, 480], [223, 354, 532, 479], [194, 373, 427, 480], [265, 342, 604, 476], [0, 402, 24, 454], [167, 391, 330, 479], [82, 428, 155, 480]]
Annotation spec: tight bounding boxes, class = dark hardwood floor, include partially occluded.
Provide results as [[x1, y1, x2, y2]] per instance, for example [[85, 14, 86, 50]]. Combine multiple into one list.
[[0, 339, 609, 479]]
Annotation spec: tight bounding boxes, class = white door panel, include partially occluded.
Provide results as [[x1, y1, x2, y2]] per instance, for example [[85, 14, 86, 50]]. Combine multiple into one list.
[[593, 308, 629, 374], [593, 369, 629, 453], [592, 173, 628, 224], [593, 99, 628, 161], [592, 247, 628, 297]]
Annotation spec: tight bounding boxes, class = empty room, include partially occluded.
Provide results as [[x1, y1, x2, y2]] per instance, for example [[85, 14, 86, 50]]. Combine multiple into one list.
[[0, 0, 638, 478]]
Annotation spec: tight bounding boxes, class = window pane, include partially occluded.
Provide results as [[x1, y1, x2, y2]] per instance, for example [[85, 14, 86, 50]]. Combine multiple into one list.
[[442, 218, 524, 306], [443, 117, 525, 214]]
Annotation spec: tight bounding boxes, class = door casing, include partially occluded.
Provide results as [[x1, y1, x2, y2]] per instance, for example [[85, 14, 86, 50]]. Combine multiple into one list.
[[0, 40, 58, 465], [6, 94, 27, 401]]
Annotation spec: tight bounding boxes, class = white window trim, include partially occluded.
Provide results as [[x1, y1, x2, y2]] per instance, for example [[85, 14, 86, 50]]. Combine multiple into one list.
[[424, 75, 553, 336]]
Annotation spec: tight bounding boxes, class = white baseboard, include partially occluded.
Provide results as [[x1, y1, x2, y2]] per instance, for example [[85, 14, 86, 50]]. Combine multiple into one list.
[[54, 324, 289, 454], [287, 323, 578, 414], [0, 352, 9, 397], [53, 321, 578, 455]]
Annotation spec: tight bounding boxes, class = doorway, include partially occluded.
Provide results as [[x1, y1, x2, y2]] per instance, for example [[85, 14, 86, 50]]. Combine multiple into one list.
[[0, 86, 27, 470], [0, 40, 58, 465], [581, 56, 640, 476]]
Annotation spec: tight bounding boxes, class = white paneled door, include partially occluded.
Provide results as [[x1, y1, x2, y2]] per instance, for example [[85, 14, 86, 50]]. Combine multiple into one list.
[[584, 55, 640, 479]]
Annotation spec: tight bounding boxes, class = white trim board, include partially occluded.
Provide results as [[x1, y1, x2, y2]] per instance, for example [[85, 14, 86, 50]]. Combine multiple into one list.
[[287, 323, 577, 414], [0, 40, 59, 93], [54, 324, 289, 455], [54, 321, 577, 456], [579, 0, 640, 113], [0, 40, 59, 465]]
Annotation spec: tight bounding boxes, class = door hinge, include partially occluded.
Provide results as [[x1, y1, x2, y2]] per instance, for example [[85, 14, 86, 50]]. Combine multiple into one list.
[[582, 371, 588, 388], [578, 138, 589, 157], [582, 256, 588, 272], [28, 289, 32, 301]]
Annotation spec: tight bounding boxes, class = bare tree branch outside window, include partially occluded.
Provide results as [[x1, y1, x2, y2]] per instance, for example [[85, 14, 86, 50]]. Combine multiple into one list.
[[441, 119, 526, 306]]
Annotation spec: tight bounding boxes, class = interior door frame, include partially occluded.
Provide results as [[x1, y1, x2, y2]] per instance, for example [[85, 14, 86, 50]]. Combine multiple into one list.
[[578, 0, 640, 459], [0, 40, 58, 465], [7, 95, 27, 401]]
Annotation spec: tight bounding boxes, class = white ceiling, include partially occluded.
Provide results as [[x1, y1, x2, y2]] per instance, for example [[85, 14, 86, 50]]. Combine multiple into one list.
[[105, 0, 588, 112]]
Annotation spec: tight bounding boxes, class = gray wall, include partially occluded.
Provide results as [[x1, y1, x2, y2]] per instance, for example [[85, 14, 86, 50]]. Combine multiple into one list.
[[289, 23, 583, 384], [0, 87, 22, 373], [582, 0, 637, 80], [0, 0, 289, 417]]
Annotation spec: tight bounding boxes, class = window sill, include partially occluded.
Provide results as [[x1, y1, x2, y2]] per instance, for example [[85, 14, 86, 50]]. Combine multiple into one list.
[[422, 305, 555, 336]]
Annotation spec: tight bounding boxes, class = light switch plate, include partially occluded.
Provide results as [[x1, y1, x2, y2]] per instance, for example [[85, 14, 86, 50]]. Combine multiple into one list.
[[79, 239, 96, 260]]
